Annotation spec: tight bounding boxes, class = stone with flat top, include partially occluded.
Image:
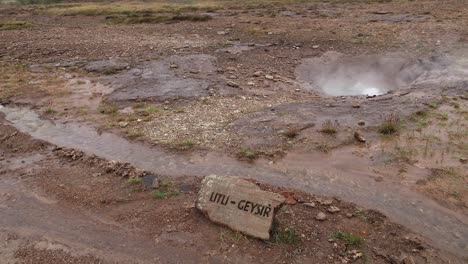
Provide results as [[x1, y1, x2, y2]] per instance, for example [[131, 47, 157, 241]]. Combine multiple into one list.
[[196, 175, 285, 240]]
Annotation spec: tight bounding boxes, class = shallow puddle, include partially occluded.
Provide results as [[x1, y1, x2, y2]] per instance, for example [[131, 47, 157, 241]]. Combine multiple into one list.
[[1, 105, 467, 257]]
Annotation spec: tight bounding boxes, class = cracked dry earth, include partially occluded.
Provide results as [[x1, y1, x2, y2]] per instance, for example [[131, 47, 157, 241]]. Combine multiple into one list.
[[1, 0, 468, 263]]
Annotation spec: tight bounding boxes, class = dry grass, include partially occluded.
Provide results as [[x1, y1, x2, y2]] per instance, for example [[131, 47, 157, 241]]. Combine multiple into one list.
[[0, 21, 32, 30]]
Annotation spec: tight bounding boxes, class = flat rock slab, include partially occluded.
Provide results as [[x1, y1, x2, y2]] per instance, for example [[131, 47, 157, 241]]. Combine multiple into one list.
[[196, 175, 285, 240]]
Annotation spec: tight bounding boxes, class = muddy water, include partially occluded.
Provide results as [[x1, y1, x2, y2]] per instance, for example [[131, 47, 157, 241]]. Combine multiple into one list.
[[0, 154, 210, 263], [1, 105, 467, 257]]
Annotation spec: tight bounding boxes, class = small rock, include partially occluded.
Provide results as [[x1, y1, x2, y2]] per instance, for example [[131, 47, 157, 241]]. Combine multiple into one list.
[[152, 179, 160, 189], [352, 104, 361, 109], [358, 120, 366, 126], [327, 206, 341, 213], [228, 75, 238, 79], [285, 196, 297, 205], [247, 81, 255, 86], [320, 199, 333, 206], [253, 71, 263, 77], [304, 202, 316, 208], [118, 122, 128, 128], [227, 81, 240, 88], [459, 157, 467, 164], [354, 131, 366, 143], [312, 45, 320, 49], [265, 75, 274, 80], [346, 213, 353, 218], [189, 70, 200, 74], [315, 212, 327, 221]]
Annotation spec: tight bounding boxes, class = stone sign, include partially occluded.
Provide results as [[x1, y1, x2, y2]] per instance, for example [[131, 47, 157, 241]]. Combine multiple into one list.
[[196, 175, 285, 240]]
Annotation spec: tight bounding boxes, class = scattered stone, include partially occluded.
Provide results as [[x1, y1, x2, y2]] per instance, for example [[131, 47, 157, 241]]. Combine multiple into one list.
[[196, 175, 285, 240], [320, 199, 333, 206], [327, 206, 341, 213], [227, 81, 240, 88], [304, 202, 316, 208], [346, 213, 353, 218], [358, 120, 366, 126], [265, 75, 274, 80], [118, 121, 128, 128], [354, 131, 366, 143], [352, 104, 361, 109], [84, 60, 129, 74], [312, 45, 320, 49], [152, 179, 160, 189], [170, 64, 178, 69], [247, 81, 255, 86], [190, 70, 200, 74], [285, 195, 297, 205], [315, 212, 327, 221], [253, 71, 263, 77], [228, 75, 238, 79]]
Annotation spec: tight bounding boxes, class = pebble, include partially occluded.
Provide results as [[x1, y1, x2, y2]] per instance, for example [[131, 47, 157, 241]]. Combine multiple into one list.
[[358, 120, 366, 126], [354, 131, 366, 143], [253, 71, 263, 77], [152, 179, 160, 189], [327, 206, 341, 213], [352, 104, 361, 108], [320, 199, 333, 206], [118, 122, 128, 128], [227, 81, 240, 88], [304, 202, 316, 208], [265, 75, 274, 80], [312, 45, 320, 49], [346, 213, 353, 218], [247, 81, 255, 86], [315, 212, 327, 221]]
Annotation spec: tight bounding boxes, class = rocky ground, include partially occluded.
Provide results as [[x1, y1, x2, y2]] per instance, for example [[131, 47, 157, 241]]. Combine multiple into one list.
[[0, 0, 467, 263]]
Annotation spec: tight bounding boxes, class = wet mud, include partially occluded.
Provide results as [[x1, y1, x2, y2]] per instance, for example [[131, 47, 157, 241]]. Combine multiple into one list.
[[1, 105, 467, 257]]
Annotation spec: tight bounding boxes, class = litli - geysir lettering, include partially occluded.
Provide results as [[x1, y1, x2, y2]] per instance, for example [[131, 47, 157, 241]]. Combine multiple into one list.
[[209, 192, 272, 217]]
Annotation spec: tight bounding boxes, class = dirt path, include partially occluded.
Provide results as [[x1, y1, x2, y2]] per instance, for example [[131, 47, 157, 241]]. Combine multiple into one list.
[[2, 105, 467, 258]]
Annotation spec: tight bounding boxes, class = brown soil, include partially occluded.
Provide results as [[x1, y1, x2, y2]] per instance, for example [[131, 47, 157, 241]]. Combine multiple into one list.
[[0, 120, 463, 263], [1, 0, 467, 263]]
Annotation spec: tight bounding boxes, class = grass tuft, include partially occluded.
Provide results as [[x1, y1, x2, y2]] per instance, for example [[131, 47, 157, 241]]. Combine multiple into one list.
[[237, 149, 258, 160], [273, 227, 301, 245], [127, 177, 143, 184], [319, 120, 338, 135], [283, 127, 300, 138], [377, 113, 400, 135], [0, 21, 32, 30], [333, 231, 364, 246]]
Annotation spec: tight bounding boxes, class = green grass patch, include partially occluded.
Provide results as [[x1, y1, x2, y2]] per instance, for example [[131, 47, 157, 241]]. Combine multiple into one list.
[[152, 179, 180, 199], [45, 108, 57, 114], [333, 231, 364, 247], [98, 103, 118, 115], [173, 140, 195, 151], [237, 148, 258, 160], [127, 177, 143, 184], [272, 227, 301, 245], [0, 21, 32, 30], [377, 113, 401, 135], [126, 129, 144, 138]]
